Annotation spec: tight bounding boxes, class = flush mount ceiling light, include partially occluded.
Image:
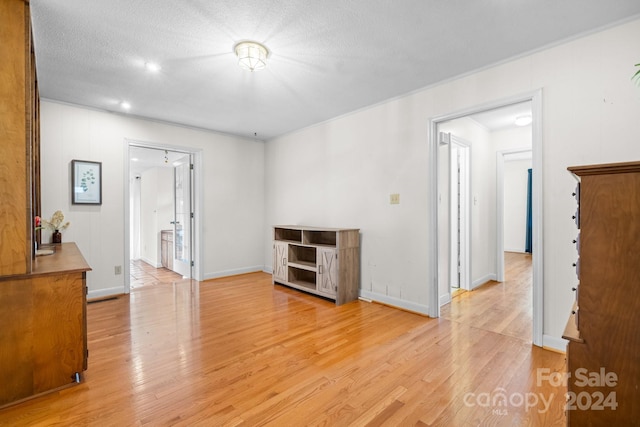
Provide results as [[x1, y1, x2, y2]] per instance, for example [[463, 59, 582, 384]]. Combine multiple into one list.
[[514, 115, 532, 126], [144, 62, 161, 73], [234, 41, 268, 71]]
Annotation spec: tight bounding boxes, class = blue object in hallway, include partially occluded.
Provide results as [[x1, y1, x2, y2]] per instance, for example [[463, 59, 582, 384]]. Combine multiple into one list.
[[525, 168, 532, 253]]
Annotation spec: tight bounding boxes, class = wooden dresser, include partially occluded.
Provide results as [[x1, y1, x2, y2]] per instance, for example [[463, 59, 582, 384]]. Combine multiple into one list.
[[0, 243, 91, 408], [563, 161, 640, 425]]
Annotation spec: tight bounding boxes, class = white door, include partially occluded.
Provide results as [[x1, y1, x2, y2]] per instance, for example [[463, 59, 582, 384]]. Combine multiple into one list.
[[439, 131, 471, 307], [172, 155, 192, 278], [450, 139, 470, 292], [450, 145, 461, 289]]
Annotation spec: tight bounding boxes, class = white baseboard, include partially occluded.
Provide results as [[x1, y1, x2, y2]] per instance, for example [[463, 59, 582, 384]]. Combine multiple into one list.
[[359, 290, 430, 316], [140, 256, 161, 268], [504, 248, 527, 254], [542, 334, 567, 353], [88, 286, 125, 300], [439, 292, 452, 306], [472, 273, 497, 289], [204, 265, 264, 280], [263, 266, 273, 274]]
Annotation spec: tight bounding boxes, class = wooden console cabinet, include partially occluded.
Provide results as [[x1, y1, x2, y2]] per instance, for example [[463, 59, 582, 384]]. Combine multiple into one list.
[[563, 161, 640, 425], [161, 230, 173, 270], [273, 226, 360, 305], [0, 243, 91, 408]]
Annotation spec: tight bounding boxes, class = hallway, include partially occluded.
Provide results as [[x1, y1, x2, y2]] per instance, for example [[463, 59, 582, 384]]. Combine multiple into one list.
[[441, 252, 533, 341], [129, 259, 184, 289]]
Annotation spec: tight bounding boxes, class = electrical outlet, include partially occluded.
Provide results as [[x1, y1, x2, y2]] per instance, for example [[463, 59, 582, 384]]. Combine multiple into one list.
[[114, 265, 122, 275], [390, 193, 400, 204]]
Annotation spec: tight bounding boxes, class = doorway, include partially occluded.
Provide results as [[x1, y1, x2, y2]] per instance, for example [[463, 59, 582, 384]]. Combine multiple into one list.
[[497, 149, 533, 282], [428, 90, 543, 346], [124, 140, 203, 293]]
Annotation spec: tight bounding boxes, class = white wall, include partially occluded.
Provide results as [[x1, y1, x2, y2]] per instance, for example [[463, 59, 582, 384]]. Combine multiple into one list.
[[155, 167, 174, 238], [264, 18, 640, 346], [139, 167, 173, 267], [40, 101, 265, 297], [129, 176, 141, 259], [140, 168, 159, 266], [504, 159, 532, 252]]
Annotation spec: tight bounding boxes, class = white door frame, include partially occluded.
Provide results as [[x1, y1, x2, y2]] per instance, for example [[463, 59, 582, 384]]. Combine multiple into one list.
[[123, 139, 204, 292], [427, 89, 543, 347], [496, 148, 532, 282]]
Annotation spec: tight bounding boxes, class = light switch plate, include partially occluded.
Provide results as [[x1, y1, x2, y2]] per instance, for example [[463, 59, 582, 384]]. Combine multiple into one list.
[[390, 193, 400, 204]]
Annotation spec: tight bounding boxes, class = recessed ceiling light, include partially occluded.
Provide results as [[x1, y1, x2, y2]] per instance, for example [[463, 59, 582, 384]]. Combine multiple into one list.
[[121, 101, 131, 110], [515, 115, 532, 126], [144, 62, 161, 73], [131, 157, 139, 162]]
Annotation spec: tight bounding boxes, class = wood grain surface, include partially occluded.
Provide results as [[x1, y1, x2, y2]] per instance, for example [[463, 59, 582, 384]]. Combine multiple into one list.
[[0, 0, 30, 276]]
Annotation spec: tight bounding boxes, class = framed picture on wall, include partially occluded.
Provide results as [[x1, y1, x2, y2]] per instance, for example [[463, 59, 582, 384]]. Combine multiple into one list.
[[72, 160, 102, 205]]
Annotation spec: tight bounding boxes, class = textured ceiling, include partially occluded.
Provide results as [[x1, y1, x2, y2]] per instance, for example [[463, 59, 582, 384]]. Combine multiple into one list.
[[30, 1, 640, 140]]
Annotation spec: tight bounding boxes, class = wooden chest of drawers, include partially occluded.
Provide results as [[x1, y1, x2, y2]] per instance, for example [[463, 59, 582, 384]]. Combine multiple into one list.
[[563, 161, 640, 425]]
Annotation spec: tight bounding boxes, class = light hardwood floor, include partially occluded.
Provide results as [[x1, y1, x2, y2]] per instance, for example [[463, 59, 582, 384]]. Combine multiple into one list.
[[129, 259, 183, 289], [441, 252, 533, 341], [0, 254, 566, 426]]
